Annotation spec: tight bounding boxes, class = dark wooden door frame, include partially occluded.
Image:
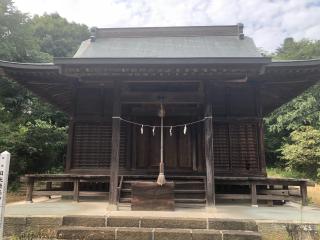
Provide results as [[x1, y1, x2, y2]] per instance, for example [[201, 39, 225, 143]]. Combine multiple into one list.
[[109, 81, 121, 209], [204, 104, 215, 207]]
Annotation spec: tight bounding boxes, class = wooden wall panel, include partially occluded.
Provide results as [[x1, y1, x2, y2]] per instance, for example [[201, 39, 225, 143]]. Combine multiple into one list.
[[210, 83, 257, 117], [164, 130, 178, 168], [178, 131, 193, 169], [71, 122, 127, 169], [227, 85, 256, 116], [213, 123, 230, 170], [76, 88, 103, 116], [213, 122, 260, 175], [72, 123, 111, 168], [133, 117, 195, 171]]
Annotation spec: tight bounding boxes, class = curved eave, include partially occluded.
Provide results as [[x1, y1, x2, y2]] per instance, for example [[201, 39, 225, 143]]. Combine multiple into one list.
[[0, 60, 59, 70], [0, 60, 73, 114], [1, 58, 320, 117], [54, 57, 271, 65], [260, 59, 320, 116], [268, 59, 320, 67]]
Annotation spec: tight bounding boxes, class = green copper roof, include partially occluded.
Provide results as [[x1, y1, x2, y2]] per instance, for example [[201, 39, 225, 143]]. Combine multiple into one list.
[[73, 25, 263, 58]]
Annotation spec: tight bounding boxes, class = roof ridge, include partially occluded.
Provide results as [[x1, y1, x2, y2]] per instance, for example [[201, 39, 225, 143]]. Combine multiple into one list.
[[90, 24, 244, 40]]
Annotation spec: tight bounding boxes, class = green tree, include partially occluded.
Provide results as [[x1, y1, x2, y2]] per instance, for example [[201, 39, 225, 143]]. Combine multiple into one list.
[[281, 126, 320, 179], [31, 13, 89, 57], [0, 0, 51, 62], [0, 1, 89, 187], [273, 38, 320, 60], [265, 38, 320, 180], [0, 120, 67, 183]]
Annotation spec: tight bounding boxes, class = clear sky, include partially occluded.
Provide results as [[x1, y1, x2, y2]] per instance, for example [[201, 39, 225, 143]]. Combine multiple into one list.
[[13, 0, 320, 52]]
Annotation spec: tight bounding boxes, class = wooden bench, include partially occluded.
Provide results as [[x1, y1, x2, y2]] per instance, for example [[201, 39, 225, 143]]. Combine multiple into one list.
[[20, 174, 110, 202], [215, 176, 315, 206]]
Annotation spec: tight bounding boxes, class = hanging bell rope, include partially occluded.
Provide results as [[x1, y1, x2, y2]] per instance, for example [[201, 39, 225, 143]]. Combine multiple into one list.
[[157, 103, 166, 186], [111, 115, 213, 186]]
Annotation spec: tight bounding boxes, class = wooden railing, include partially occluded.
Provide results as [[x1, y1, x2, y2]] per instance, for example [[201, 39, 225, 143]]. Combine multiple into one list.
[[215, 176, 315, 206], [20, 174, 314, 206], [21, 174, 109, 203]]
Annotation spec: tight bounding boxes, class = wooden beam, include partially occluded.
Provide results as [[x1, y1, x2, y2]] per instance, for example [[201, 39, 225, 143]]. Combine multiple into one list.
[[204, 104, 215, 207], [121, 92, 203, 104], [33, 191, 74, 196], [109, 81, 121, 209]]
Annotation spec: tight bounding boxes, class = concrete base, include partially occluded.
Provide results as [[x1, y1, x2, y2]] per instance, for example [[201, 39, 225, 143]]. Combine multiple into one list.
[[206, 206, 216, 213], [5, 197, 320, 222], [4, 197, 320, 239], [4, 214, 320, 240], [107, 203, 118, 211]]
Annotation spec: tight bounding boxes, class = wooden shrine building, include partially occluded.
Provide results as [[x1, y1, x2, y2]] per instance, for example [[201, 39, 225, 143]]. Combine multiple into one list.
[[0, 24, 319, 209]]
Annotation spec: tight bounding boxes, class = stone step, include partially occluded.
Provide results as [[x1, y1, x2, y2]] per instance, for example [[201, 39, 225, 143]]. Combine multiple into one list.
[[57, 226, 261, 240], [119, 197, 206, 204], [63, 216, 106, 227], [209, 218, 258, 232], [121, 188, 205, 193], [61, 216, 258, 232], [120, 193, 206, 200]]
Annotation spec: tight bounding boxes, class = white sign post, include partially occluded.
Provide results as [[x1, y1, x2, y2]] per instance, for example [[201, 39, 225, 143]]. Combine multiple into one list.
[[0, 151, 10, 239]]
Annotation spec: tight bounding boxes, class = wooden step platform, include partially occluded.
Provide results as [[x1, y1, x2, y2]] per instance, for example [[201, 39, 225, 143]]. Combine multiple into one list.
[[119, 176, 207, 207], [21, 174, 314, 206]]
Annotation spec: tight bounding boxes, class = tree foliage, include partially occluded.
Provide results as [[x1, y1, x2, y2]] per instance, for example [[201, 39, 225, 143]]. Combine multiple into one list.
[[273, 38, 320, 60], [281, 126, 320, 179], [31, 13, 89, 57], [0, 0, 51, 62], [0, 0, 89, 186], [265, 37, 320, 180]]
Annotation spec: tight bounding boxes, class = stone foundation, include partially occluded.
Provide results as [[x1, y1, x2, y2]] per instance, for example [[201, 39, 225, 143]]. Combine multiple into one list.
[[4, 216, 320, 240], [257, 221, 320, 240]]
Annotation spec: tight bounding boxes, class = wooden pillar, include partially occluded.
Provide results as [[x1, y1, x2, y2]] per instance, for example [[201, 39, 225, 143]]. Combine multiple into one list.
[[65, 120, 75, 171], [46, 182, 52, 199], [109, 82, 121, 209], [255, 83, 267, 175], [204, 104, 215, 207], [25, 178, 34, 203], [73, 178, 79, 202], [65, 80, 78, 172], [300, 182, 308, 206], [258, 120, 267, 174], [251, 183, 258, 206], [267, 185, 274, 207]]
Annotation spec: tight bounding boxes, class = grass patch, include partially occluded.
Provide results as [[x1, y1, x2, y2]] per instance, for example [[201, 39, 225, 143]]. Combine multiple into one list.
[[267, 167, 310, 179], [308, 184, 320, 207], [6, 192, 25, 203]]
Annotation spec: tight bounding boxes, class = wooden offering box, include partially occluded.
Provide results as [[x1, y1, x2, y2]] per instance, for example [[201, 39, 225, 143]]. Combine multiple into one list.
[[131, 181, 174, 211]]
